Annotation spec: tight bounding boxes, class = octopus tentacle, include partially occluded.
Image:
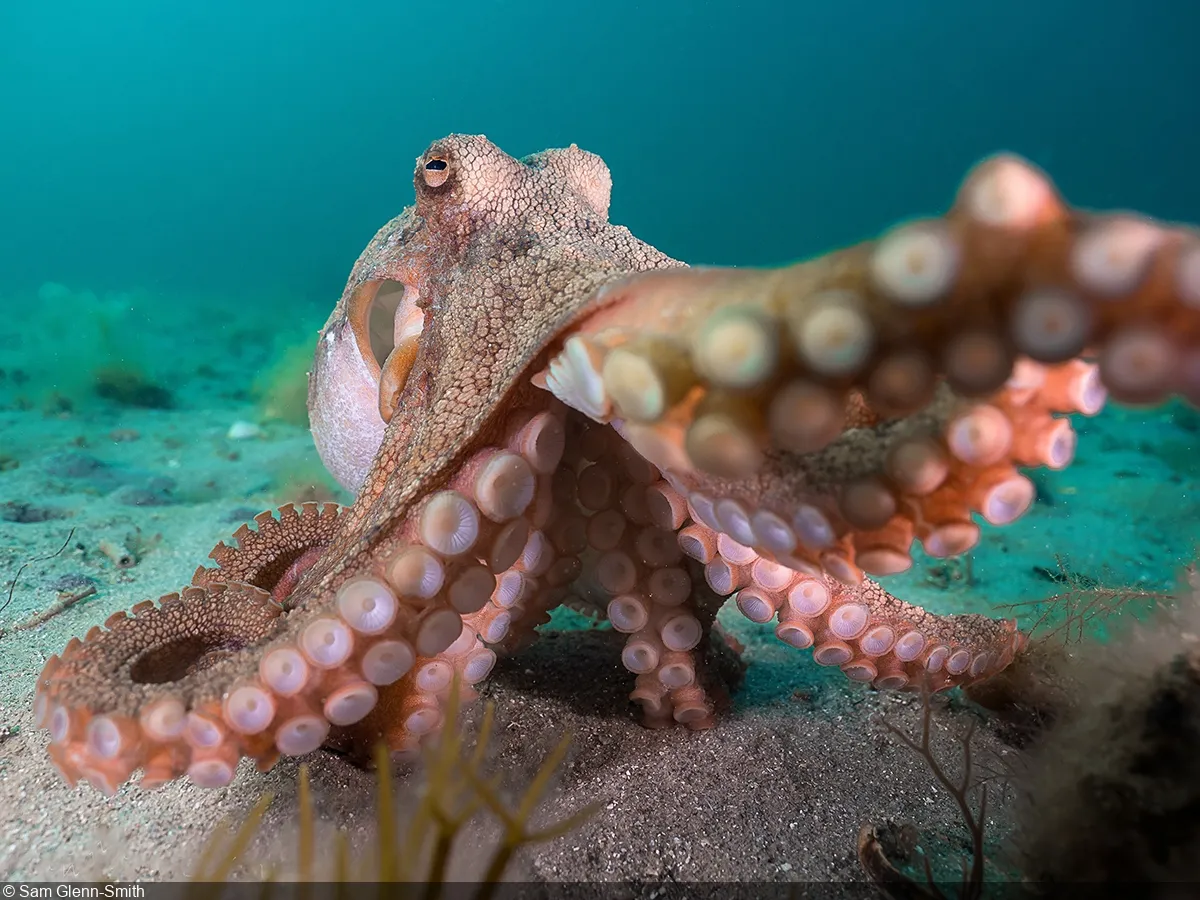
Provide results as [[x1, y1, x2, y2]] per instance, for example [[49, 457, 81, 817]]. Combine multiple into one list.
[[531, 155, 1187, 693], [280, 404, 575, 756], [325, 622, 498, 762], [35, 582, 282, 793], [621, 555, 728, 730], [498, 418, 689, 723], [541, 156, 1197, 460], [34, 405, 570, 790], [335, 403, 577, 756], [682, 517, 1022, 690], [536, 155, 1195, 587], [193, 502, 344, 604], [636, 356, 1103, 587]]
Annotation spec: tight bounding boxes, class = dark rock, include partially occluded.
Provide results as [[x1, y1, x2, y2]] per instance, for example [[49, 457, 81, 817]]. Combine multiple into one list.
[[1, 501, 69, 524]]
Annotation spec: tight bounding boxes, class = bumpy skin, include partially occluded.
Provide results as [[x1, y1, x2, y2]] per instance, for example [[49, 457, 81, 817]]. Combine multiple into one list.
[[33, 135, 1200, 794]]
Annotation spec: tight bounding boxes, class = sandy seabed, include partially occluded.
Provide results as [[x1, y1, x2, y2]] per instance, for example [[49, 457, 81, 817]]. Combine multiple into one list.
[[1, 283, 1198, 885]]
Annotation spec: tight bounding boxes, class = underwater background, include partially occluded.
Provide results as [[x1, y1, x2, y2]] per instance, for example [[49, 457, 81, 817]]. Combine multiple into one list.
[[2, 0, 1200, 885], [4, 1, 1200, 296]]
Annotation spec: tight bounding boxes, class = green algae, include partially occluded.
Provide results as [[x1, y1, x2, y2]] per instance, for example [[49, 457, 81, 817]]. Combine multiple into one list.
[[190, 686, 595, 890]]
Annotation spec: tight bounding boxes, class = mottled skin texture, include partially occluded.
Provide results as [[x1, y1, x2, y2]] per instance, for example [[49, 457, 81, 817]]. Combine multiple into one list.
[[308, 136, 680, 584], [33, 135, 1200, 794]]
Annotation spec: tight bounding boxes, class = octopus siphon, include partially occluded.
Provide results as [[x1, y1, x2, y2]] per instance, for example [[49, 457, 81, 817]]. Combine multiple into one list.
[[33, 134, 1200, 793]]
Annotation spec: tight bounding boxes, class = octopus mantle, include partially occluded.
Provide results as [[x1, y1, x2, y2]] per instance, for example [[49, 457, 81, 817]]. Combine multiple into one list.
[[34, 134, 1200, 793]]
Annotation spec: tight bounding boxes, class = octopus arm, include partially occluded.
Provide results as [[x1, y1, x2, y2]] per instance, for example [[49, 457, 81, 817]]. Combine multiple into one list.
[[537, 154, 1197, 585], [530, 154, 1198, 702]]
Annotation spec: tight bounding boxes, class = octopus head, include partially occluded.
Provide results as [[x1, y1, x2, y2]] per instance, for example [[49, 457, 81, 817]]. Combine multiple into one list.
[[308, 135, 615, 494]]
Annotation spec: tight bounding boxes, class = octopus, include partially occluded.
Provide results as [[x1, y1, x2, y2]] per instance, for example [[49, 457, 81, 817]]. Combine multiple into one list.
[[33, 134, 1200, 794]]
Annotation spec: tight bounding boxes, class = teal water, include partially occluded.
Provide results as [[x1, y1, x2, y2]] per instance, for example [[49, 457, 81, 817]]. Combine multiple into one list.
[[2, 1, 1198, 299]]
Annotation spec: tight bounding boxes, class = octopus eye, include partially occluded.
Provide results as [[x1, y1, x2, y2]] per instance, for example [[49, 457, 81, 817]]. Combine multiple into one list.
[[423, 156, 450, 187]]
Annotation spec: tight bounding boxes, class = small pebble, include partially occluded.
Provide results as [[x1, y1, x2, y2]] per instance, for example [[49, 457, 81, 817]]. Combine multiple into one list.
[[227, 420, 264, 440]]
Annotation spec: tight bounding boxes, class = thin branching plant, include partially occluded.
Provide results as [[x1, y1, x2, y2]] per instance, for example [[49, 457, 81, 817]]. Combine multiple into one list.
[[859, 690, 988, 900], [190, 680, 595, 895]]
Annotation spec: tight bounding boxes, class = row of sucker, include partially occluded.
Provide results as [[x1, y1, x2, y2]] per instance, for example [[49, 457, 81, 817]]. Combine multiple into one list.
[[549, 414, 721, 728], [678, 518, 1024, 692], [534, 155, 1200, 492], [316, 402, 577, 762], [652, 357, 1104, 585], [33, 404, 570, 792]]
